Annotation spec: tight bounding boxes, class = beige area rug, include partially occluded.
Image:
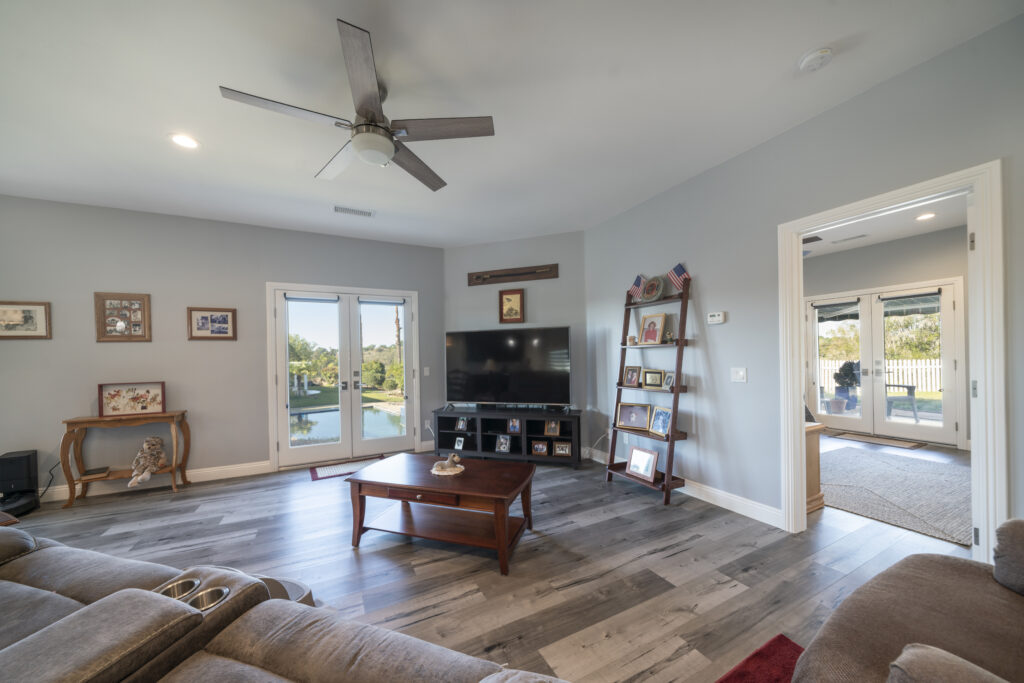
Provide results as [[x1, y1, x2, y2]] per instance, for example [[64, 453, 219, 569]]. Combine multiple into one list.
[[821, 447, 970, 546], [831, 431, 925, 449]]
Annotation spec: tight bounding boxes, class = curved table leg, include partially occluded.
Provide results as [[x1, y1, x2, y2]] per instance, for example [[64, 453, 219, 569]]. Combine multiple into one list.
[[59, 430, 77, 509], [178, 415, 191, 484], [73, 429, 89, 499], [168, 417, 179, 492]]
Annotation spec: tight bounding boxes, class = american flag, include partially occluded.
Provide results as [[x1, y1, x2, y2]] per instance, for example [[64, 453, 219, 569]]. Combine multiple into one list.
[[628, 275, 646, 298], [668, 263, 690, 289]]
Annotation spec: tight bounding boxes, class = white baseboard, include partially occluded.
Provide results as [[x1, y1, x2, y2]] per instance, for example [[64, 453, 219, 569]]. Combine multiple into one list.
[[39, 460, 276, 504], [589, 448, 784, 529], [416, 439, 435, 453]]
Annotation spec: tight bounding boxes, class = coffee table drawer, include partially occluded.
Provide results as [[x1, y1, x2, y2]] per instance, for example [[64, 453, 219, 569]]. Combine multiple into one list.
[[388, 488, 458, 506]]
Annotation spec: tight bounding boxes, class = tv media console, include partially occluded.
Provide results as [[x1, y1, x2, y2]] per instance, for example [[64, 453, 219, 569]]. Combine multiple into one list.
[[433, 406, 581, 468]]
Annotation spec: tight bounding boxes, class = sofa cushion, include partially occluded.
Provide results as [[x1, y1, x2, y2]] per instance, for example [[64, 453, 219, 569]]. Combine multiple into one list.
[[0, 588, 202, 683], [0, 543, 179, 604], [0, 527, 40, 566], [993, 519, 1024, 595], [0, 580, 83, 648], [161, 651, 292, 682], [888, 643, 1009, 682], [198, 599, 503, 682], [793, 553, 1024, 682]]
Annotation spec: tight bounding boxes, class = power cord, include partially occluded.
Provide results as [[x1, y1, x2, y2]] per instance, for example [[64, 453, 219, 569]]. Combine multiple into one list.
[[38, 461, 60, 499]]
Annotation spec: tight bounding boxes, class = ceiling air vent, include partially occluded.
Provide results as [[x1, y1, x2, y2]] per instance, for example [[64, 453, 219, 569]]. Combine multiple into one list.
[[333, 205, 374, 218], [802, 235, 822, 244]]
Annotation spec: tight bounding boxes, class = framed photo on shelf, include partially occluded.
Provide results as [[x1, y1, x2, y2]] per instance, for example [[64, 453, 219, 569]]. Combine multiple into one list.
[[187, 307, 237, 340], [616, 403, 650, 430], [531, 440, 548, 455], [0, 301, 51, 339], [499, 288, 525, 324], [663, 373, 676, 391], [627, 446, 659, 482], [455, 417, 468, 431], [622, 365, 641, 388], [638, 313, 665, 345], [495, 434, 511, 453], [553, 441, 572, 456], [98, 381, 165, 417], [641, 369, 664, 389], [454, 437, 465, 450], [649, 406, 673, 437], [544, 419, 560, 436], [94, 292, 151, 342], [507, 418, 521, 434]]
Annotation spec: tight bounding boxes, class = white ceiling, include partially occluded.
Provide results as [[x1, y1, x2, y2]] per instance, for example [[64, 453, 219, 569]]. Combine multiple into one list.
[[1, 1, 1020, 248]]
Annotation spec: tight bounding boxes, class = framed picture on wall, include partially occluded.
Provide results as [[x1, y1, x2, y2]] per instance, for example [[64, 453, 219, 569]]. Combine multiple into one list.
[[0, 301, 51, 339], [95, 292, 151, 342], [499, 288, 525, 324], [187, 307, 237, 340], [98, 381, 166, 417]]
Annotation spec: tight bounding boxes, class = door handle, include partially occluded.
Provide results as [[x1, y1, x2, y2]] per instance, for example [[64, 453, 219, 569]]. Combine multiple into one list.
[[340, 381, 348, 390], [353, 381, 361, 389]]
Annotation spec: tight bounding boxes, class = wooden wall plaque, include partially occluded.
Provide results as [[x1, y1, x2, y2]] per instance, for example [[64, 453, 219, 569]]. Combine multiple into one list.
[[468, 263, 559, 286]]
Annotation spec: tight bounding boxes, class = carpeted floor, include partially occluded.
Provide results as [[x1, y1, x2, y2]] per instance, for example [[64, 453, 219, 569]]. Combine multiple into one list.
[[821, 446, 970, 545]]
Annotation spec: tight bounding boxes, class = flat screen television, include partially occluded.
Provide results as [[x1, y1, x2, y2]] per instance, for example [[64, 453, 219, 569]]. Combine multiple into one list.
[[445, 327, 571, 405]]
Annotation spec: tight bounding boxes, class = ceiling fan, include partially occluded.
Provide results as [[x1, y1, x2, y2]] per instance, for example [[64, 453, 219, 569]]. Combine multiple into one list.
[[220, 19, 494, 191]]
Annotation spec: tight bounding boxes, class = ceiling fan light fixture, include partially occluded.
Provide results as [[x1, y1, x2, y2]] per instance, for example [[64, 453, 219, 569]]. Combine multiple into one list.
[[351, 125, 395, 166]]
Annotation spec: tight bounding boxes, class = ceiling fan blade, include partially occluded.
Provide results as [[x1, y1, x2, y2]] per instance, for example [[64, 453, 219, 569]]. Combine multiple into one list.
[[315, 140, 355, 180], [336, 20, 385, 123], [390, 116, 494, 142], [391, 141, 446, 191], [219, 86, 351, 128]]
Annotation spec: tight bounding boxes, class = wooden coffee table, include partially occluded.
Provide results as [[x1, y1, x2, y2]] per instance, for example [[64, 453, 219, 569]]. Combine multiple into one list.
[[347, 452, 535, 575]]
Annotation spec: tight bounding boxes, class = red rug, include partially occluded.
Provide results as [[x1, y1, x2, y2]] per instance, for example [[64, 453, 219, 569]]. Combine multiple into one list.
[[716, 634, 804, 683]]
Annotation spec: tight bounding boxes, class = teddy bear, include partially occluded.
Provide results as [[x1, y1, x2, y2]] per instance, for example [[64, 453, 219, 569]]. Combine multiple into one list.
[[128, 436, 167, 487]]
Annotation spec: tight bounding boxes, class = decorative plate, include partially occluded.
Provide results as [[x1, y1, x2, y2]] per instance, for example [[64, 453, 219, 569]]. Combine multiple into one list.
[[639, 276, 665, 302]]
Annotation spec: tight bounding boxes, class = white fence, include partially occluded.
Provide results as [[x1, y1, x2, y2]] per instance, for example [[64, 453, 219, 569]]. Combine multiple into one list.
[[818, 358, 942, 393]]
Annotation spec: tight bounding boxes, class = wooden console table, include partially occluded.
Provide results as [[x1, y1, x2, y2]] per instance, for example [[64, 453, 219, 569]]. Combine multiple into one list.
[[59, 411, 191, 508]]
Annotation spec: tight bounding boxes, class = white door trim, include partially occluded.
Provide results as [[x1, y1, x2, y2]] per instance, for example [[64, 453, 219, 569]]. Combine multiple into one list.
[[265, 281, 421, 470], [777, 159, 1006, 563]]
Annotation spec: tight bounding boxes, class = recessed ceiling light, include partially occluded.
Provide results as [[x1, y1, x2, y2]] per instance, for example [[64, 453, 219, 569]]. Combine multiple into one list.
[[916, 212, 936, 221], [798, 47, 833, 73], [170, 133, 199, 149]]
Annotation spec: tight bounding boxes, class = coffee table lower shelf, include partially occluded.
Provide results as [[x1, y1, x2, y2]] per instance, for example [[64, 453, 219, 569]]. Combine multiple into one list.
[[366, 503, 527, 553]]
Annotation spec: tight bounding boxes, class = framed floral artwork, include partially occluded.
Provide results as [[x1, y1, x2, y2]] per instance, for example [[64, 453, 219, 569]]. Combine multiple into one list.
[[98, 381, 166, 417]]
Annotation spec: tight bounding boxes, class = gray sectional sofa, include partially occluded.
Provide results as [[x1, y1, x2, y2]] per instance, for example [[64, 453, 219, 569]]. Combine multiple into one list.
[[793, 519, 1024, 682], [0, 526, 564, 682]]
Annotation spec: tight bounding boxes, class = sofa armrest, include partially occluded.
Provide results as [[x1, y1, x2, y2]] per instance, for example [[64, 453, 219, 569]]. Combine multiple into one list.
[[993, 519, 1024, 594], [0, 588, 201, 683], [888, 644, 1009, 683]]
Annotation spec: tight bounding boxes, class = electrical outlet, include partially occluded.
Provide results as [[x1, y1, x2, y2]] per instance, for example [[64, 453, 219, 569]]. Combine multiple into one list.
[[423, 366, 430, 376], [424, 419, 430, 429], [731, 367, 747, 383]]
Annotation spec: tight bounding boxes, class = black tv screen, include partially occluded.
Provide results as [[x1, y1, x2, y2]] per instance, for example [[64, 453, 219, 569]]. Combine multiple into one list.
[[445, 327, 571, 405]]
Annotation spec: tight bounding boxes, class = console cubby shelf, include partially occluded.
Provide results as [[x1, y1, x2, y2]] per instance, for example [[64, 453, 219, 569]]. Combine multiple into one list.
[[433, 406, 581, 468], [606, 278, 691, 504]]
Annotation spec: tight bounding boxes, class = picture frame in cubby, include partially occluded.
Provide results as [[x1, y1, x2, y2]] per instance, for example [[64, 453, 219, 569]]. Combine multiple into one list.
[[495, 434, 512, 453]]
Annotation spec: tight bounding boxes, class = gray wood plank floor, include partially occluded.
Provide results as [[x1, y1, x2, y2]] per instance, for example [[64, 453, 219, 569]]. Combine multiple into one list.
[[16, 461, 968, 682]]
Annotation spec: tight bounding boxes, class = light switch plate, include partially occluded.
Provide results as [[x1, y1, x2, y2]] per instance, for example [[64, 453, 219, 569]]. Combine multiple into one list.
[[707, 311, 725, 325], [731, 367, 747, 383], [423, 366, 430, 376]]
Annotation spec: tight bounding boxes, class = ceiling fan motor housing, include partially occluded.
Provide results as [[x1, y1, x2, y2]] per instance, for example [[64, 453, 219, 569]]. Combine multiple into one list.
[[351, 123, 395, 165]]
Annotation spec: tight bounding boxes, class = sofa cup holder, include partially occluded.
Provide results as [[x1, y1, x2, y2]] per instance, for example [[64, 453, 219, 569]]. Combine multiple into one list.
[[187, 586, 230, 611], [159, 577, 201, 600]]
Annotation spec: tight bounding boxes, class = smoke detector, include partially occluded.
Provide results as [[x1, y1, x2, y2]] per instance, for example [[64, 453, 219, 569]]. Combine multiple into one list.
[[798, 47, 833, 73]]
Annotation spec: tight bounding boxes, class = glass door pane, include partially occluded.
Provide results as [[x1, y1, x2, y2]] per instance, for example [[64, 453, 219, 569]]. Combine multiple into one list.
[[356, 301, 408, 448], [814, 300, 864, 420], [287, 299, 342, 447]]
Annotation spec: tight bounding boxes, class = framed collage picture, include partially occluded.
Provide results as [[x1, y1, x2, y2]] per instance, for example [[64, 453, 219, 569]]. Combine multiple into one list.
[[187, 307, 237, 340], [94, 293, 151, 342]]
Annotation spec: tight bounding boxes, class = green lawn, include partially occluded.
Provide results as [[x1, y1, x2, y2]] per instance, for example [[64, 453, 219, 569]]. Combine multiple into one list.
[[289, 385, 404, 410]]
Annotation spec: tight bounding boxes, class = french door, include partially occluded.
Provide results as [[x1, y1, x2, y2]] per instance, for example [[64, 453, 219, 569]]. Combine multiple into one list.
[[807, 279, 963, 446], [272, 287, 416, 467]]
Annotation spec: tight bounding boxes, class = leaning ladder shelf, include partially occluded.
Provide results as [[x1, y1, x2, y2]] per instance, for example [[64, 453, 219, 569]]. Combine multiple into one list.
[[605, 279, 691, 504]]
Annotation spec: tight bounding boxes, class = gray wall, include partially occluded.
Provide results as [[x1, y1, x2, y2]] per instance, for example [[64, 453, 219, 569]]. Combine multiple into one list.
[[0, 195, 444, 488], [443, 232, 587, 412], [804, 226, 967, 296], [584, 16, 1024, 512]]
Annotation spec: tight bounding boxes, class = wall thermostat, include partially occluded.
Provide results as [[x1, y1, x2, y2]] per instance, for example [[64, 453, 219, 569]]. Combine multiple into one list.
[[707, 312, 725, 325]]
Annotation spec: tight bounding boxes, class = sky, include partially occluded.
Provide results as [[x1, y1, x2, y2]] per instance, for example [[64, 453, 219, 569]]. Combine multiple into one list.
[[288, 300, 403, 350]]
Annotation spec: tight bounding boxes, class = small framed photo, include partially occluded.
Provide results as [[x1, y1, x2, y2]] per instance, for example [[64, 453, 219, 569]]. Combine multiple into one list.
[[627, 446, 659, 482], [616, 403, 650, 430], [553, 441, 572, 456], [98, 381, 166, 417], [544, 419, 560, 436], [531, 440, 548, 455], [499, 288, 525, 324], [642, 369, 664, 389], [663, 373, 676, 391], [454, 436, 465, 450], [0, 302, 51, 339], [507, 418, 521, 434], [95, 292, 151, 342], [622, 365, 641, 388], [455, 417, 468, 431], [649, 406, 673, 437], [638, 313, 666, 345], [188, 307, 237, 341], [495, 434, 511, 453]]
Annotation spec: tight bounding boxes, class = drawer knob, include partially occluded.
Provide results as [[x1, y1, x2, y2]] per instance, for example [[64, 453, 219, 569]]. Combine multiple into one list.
[[416, 494, 423, 500]]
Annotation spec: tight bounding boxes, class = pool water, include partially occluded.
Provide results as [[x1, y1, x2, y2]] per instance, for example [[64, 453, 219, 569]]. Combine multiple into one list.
[[289, 405, 406, 446]]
